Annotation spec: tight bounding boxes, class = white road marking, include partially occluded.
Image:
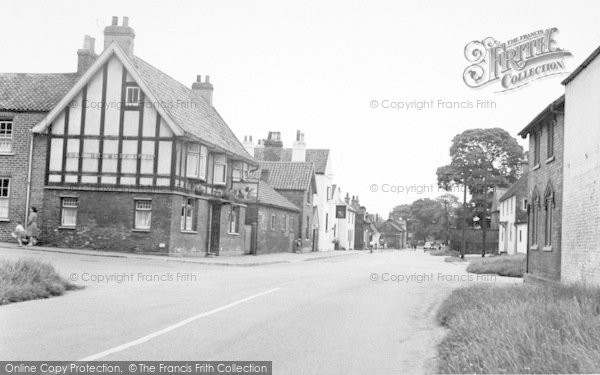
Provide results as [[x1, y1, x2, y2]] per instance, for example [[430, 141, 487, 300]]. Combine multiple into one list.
[[78, 287, 281, 361]]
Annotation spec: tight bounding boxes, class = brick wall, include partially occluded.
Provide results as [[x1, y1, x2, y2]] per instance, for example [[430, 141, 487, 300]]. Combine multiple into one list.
[[246, 204, 298, 254], [0, 112, 46, 241], [562, 57, 600, 285], [527, 112, 563, 282], [42, 189, 174, 253], [169, 195, 208, 256], [278, 189, 314, 251]]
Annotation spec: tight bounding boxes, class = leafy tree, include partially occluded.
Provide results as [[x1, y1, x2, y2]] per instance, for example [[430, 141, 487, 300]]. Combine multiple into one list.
[[436, 128, 524, 257]]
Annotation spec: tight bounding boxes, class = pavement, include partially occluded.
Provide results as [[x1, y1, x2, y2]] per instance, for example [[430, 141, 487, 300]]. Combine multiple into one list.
[[0, 245, 522, 374], [0, 241, 361, 266]]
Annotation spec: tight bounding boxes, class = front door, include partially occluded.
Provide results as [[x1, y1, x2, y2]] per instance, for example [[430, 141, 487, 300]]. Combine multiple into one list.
[[210, 204, 221, 255]]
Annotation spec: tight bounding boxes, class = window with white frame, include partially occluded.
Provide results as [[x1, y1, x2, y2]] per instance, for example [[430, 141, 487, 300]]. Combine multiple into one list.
[[0, 121, 12, 153], [0, 178, 9, 219], [181, 198, 196, 231], [61, 197, 78, 227], [282, 214, 287, 232], [125, 86, 141, 106], [213, 154, 227, 185], [228, 206, 240, 234], [186, 144, 208, 179], [134, 200, 152, 229], [271, 214, 276, 230], [258, 213, 266, 230]]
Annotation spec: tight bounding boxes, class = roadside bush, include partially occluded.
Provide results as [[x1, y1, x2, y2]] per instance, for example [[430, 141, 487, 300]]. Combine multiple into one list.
[[436, 284, 600, 374], [0, 259, 81, 305], [466, 254, 525, 277]]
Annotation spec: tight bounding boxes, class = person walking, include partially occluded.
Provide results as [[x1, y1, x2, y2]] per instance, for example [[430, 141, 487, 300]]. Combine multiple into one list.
[[26, 206, 39, 246]]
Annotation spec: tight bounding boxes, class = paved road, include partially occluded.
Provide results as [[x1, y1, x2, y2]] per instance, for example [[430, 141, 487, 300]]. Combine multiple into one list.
[[0, 248, 519, 374]]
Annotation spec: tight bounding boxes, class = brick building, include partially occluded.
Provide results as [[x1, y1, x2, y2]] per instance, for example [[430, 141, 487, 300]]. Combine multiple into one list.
[[249, 131, 335, 251], [518, 95, 564, 282], [0, 64, 82, 241], [256, 160, 318, 252], [26, 17, 256, 256], [350, 196, 378, 250], [376, 216, 406, 249], [245, 180, 300, 254], [561, 46, 600, 285]]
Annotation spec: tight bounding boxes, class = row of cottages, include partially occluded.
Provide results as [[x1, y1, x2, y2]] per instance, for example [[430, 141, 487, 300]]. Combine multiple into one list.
[[517, 45, 600, 285], [246, 131, 336, 251], [0, 17, 307, 256], [498, 173, 528, 255]]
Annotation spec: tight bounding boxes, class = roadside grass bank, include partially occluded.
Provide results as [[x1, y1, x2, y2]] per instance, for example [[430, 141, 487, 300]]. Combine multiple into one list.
[[466, 254, 525, 277], [429, 248, 460, 257], [0, 259, 81, 305], [436, 284, 600, 374]]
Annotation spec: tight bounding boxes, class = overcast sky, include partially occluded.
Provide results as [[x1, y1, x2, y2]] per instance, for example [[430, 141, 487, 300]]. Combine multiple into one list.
[[2, 0, 599, 216]]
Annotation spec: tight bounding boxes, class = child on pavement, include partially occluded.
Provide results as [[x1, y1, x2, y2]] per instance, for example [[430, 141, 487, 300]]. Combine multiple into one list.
[[11, 221, 27, 247]]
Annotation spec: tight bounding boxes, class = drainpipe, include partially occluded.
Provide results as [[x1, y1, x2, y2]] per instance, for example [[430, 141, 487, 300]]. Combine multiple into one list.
[[526, 203, 530, 273], [24, 131, 34, 223]]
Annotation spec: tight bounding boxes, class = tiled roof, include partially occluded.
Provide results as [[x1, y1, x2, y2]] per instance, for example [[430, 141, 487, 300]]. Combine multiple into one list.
[[500, 173, 528, 202], [254, 148, 330, 174], [256, 181, 299, 211], [0, 73, 80, 111], [258, 161, 315, 191], [131, 56, 254, 163]]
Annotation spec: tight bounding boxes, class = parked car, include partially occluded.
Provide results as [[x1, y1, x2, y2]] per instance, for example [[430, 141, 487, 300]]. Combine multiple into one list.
[[423, 242, 434, 250]]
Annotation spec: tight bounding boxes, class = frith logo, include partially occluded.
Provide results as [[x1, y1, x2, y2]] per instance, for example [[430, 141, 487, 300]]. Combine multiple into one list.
[[463, 28, 572, 92]]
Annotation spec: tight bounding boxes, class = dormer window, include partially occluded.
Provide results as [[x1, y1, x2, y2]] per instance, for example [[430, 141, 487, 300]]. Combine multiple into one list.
[[125, 86, 141, 107]]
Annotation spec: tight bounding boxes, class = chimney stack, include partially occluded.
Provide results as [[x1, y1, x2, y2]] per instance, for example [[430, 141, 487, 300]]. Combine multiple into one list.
[[192, 75, 214, 106], [77, 35, 97, 74], [344, 193, 350, 204], [263, 131, 283, 161], [243, 135, 255, 157], [104, 16, 135, 56], [291, 130, 307, 162]]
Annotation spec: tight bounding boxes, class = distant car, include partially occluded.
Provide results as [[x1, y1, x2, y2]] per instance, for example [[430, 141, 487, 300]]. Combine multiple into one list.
[[423, 242, 434, 250]]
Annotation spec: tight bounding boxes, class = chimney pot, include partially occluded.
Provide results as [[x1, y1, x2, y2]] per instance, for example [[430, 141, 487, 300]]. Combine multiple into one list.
[[104, 16, 135, 56], [191, 74, 214, 105], [205, 75, 210, 83]]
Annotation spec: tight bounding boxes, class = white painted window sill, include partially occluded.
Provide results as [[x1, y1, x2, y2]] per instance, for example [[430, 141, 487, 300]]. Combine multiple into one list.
[[543, 246, 553, 252], [180, 230, 198, 234], [132, 228, 151, 232], [546, 156, 555, 164], [532, 164, 541, 171], [530, 245, 539, 251], [0, 218, 10, 222], [0, 153, 15, 156], [58, 226, 76, 230]]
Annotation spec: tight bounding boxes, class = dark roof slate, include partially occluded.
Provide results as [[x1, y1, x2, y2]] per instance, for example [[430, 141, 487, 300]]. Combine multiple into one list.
[[258, 161, 315, 191], [0, 73, 80, 111], [256, 181, 299, 211], [500, 173, 528, 202], [254, 148, 330, 174], [131, 56, 254, 163]]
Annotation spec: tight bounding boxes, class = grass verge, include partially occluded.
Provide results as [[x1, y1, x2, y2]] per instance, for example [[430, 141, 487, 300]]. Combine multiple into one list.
[[0, 258, 81, 305], [429, 248, 460, 257], [466, 254, 525, 277], [436, 284, 600, 374]]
